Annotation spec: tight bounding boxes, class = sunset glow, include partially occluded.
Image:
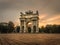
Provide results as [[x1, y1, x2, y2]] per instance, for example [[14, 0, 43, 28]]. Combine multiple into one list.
[[0, 0, 60, 27], [39, 14, 60, 27]]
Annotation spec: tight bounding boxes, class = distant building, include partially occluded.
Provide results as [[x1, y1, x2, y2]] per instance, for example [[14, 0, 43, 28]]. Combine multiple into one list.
[[19, 10, 39, 33]]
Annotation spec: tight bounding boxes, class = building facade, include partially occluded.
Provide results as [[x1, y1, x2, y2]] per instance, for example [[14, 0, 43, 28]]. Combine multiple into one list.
[[19, 10, 39, 33]]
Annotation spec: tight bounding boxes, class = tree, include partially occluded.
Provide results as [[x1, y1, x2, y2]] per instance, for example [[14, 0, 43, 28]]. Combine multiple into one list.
[[0, 23, 8, 33], [52, 25, 60, 33], [16, 26, 20, 33], [39, 28, 41, 33], [8, 21, 15, 33], [57, 25, 60, 33], [40, 26, 45, 33], [45, 25, 52, 33]]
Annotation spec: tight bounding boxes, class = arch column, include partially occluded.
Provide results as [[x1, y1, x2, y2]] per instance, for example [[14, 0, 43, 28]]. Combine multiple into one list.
[[36, 21, 39, 33], [24, 20, 27, 33], [31, 21, 34, 33], [32, 20, 39, 33], [20, 20, 23, 33]]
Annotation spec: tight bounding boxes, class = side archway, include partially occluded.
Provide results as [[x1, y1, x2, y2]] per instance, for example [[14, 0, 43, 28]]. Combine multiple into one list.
[[33, 26, 36, 33]]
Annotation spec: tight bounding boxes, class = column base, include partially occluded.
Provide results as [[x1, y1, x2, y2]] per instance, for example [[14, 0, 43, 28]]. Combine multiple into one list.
[[24, 30, 26, 33], [20, 30, 23, 33], [31, 30, 33, 33], [36, 29, 39, 33]]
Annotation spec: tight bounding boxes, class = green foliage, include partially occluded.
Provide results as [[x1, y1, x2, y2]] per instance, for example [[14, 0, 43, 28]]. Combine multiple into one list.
[[8, 21, 15, 33], [0, 21, 60, 33], [39, 24, 60, 33], [0, 23, 8, 33], [39, 26, 45, 33], [0, 21, 15, 33], [16, 26, 20, 33]]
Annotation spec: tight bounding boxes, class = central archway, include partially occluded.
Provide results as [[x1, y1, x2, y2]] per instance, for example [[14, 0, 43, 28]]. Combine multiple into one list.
[[27, 21, 32, 33], [28, 27, 31, 33]]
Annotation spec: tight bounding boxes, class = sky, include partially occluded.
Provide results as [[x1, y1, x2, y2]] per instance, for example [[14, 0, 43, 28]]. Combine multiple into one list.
[[0, 0, 60, 27]]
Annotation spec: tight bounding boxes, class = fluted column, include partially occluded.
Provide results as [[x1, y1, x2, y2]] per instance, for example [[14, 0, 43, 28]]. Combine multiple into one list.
[[24, 20, 27, 33], [31, 21, 33, 33], [20, 21, 22, 33], [36, 20, 39, 33], [20, 20, 24, 33]]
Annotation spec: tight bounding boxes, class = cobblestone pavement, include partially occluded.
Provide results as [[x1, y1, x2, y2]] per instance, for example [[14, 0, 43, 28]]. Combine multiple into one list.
[[0, 34, 60, 45]]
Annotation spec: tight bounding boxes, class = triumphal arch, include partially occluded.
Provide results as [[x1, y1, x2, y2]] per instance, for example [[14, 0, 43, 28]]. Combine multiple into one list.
[[20, 10, 39, 33]]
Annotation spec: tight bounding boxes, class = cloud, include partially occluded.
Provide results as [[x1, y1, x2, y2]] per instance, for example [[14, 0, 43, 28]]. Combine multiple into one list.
[[41, 0, 60, 14], [0, 0, 60, 27], [0, 0, 60, 14], [39, 14, 60, 27], [0, 0, 11, 10], [41, 15, 60, 22]]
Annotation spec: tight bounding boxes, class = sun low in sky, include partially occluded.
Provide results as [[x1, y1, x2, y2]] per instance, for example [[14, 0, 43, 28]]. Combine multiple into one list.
[[0, 0, 60, 27]]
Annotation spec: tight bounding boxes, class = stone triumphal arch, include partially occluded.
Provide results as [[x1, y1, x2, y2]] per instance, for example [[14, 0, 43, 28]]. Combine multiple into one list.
[[19, 10, 39, 33]]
